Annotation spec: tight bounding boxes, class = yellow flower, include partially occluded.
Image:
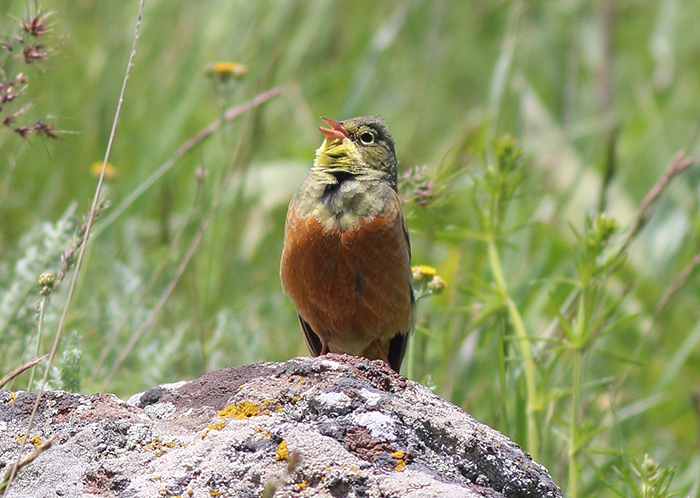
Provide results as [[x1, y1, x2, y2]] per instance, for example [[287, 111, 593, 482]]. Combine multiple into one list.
[[206, 62, 248, 82], [90, 162, 117, 180], [412, 265, 437, 284]]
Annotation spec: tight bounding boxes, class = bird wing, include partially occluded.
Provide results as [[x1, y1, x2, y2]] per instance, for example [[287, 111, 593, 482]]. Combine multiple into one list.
[[388, 330, 409, 373], [299, 314, 323, 357], [386, 206, 414, 373]]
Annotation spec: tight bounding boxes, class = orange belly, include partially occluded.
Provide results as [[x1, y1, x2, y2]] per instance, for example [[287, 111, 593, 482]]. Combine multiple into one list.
[[280, 200, 413, 358]]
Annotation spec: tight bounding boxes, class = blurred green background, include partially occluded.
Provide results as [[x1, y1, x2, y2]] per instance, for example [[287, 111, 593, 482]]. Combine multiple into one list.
[[2, 0, 700, 495]]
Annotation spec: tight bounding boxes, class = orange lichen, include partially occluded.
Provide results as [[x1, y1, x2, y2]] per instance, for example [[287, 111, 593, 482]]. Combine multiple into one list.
[[144, 437, 177, 456], [202, 400, 269, 439], [201, 422, 227, 439], [276, 440, 289, 461], [217, 401, 265, 419], [391, 450, 407, 472]]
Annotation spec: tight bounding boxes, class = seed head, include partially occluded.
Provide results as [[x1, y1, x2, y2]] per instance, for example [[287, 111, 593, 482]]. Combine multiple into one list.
[[39, 272, 55, 295], [39, 272, 55, 287], [22, 44, 48, 64], [21, 12, 50, 38]]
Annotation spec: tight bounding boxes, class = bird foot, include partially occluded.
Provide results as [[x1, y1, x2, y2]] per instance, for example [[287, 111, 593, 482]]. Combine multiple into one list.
[[374, 339, 390, 365]]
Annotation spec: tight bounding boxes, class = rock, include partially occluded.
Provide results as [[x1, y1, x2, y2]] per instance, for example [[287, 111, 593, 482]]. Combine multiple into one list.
[[0, 354, 562, 498]]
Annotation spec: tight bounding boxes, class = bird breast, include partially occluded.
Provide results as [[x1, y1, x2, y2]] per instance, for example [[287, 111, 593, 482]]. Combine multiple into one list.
[[297, 173, 391, 232], [280, 180, 413, 353]]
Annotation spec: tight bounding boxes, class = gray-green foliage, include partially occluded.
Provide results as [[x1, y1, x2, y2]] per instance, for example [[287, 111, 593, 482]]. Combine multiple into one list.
[[0, 203, 76, 371], [59, 330, 82, 392]]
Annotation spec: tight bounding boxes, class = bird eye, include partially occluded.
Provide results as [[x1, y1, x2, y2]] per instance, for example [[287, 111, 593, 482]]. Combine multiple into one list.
[[359, 132, 375, 144]]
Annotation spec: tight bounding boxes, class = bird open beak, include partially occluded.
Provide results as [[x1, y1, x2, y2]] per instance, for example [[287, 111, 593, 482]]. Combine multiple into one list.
[[319, 117, 351, 142]]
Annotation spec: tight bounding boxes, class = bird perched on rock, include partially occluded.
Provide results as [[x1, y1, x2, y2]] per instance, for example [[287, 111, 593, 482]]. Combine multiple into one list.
[[280, 115, 414, 373]]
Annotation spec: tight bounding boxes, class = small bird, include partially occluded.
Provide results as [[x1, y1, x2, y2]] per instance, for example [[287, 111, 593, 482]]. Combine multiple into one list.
[[280, 115, 414, 372]]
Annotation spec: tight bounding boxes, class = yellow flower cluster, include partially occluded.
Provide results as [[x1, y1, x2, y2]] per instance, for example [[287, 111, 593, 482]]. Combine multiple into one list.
[[411, 265, 446, 295], [206, 62, 248, 82]]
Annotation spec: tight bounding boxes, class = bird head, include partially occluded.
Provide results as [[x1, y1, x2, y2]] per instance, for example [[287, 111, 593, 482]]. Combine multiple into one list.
[[314, 115, 398, 189]]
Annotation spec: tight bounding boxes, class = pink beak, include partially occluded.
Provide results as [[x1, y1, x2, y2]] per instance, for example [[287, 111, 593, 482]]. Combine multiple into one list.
[[319, 117, 351, 142]]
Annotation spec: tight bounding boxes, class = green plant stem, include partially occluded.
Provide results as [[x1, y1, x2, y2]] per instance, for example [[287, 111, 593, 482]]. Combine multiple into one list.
[[488, 238, 539, 458], [568, 287, 589, 498], [27, 295, 48, 389], [569, 348, 581, 498], [498, 313, 510, 434]]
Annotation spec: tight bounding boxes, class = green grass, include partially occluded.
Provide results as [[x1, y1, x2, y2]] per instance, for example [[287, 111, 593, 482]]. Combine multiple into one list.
[[2, 1, 700, 496]]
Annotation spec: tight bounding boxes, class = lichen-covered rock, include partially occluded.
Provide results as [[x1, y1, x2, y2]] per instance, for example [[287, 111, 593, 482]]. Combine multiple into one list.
[[0, 355, 562, 497]]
